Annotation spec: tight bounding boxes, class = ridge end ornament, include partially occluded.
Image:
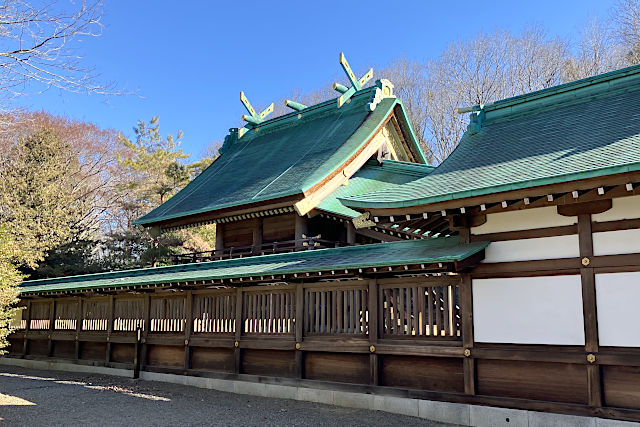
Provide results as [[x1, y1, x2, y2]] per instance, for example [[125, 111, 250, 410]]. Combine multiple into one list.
[[333, 52, 373, 108], [238, 91, 274, 139]]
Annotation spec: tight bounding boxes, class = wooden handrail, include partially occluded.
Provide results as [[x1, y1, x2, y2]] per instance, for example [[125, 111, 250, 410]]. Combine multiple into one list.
[[171, 238, 355, 264]]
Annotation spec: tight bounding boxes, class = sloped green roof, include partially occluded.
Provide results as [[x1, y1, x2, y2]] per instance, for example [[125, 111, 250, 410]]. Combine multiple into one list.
[[135, 84, 426, 226], [20, 238, 488, 294], [342, 65, 640, 210], [316, 160, 434, 218]]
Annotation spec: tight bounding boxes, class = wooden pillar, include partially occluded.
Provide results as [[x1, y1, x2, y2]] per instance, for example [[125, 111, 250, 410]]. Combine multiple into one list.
[[75, 297, 83, 360], [461, 274, 476, 395], [141, 295, 151, 369], [215, 223, 224, 251], [295, 283, 304, 378], [295, 215, 308, 246], [184, 291, 193, 371], [22, 300, 31, 355], [578, 213, 602, 407], [234, 288, 243, 374], [368, 279, 379, 385], [345, 222, 356, 245], [47, 300, 55, 357], [252, 218, 263, 253], [105, 295, 114, 363]]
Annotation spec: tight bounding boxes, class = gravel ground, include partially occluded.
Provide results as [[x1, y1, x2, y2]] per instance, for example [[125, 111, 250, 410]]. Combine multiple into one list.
[[0, 366, 453, 426]]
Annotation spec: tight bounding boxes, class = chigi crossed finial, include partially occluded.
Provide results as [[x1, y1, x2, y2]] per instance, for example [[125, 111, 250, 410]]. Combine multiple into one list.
[[239, 91, 274, 138], [333, 52, 373, 108]]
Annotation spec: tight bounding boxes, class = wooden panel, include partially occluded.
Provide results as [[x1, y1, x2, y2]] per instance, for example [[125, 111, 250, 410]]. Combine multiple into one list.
[[146, 344, 184, 368], [113, 298, 144, 332], [241, 349, 296, 378], [193, 293, 236, 334], [262, 213, 295, 243], [304, 286, 368, 335], [80, 342, 107, 361], [29, 302, 51, 330], [111, 343, 135, 364], [82, 298, 109, 331], [190, 347, 235, 372], [304, 352, 369, 384], [380, 283, 461, 339], [52, 340, 75, 358], [150, 297, 186, 333], [28, 339, 49, 356], [477, 359, 588, 404], [54, 300, 78, 330], [381, 355, 464, 392], [603, 365, 640, 409], [223, 219, 257, 248], [243, 289, 295, 335], [7, 338, 22, 355]]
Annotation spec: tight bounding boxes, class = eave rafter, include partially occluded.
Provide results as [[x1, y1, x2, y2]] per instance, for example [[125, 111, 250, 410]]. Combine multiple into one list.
[[358, 179, 640, 228]]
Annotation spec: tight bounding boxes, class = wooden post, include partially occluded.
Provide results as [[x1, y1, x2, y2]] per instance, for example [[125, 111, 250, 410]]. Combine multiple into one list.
[[234, 288, 243, 374], [345, 223, 356, 245], [368, 279, 379, 385], [47, 300, 55, 357], [215, 223, 224, 252], [461, 274, 476, 395], [295, 283, 304, 378], [578, 213, 602, 407], [295, 215, 308, 247], [75, 297, 83, 360], [106, 295, 114, 363], [253, 218, 263, 253], [184, 291, 193, 371], [141, 295, 151, 369], [22, 300, 31, 355]]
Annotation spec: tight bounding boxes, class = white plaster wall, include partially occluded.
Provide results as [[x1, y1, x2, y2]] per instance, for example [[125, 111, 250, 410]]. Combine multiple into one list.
[[592, 195, 640, 223], [596, 271, 640, 347], [473, 276, 585, 345], [471, 206, 576, 235], [482, 235, 580, 263], [593, 228, 640, 256]]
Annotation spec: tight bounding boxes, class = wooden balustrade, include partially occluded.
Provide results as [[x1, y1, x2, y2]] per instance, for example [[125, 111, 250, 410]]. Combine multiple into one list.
[[304, 285, 369, 335], [243, 288, 296, 334], [193, 293, 236, 333], [380, 282, 461, 339]]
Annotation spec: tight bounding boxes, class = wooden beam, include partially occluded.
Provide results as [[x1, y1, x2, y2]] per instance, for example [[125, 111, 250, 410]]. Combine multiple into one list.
[[184, 291, 193, 370], [578, 214, 602, 408], [295, 283, 304, 379], [234, 288, 243, 374], [369, 279, 379, 386]]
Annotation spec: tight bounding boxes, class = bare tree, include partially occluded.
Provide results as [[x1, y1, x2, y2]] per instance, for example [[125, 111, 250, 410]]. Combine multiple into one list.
[[612, 0, 640, 65], [0, 0, 114, 99]]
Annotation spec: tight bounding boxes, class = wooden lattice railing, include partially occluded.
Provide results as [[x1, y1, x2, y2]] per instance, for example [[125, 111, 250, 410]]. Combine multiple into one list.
[[15, 277, 462, 342]]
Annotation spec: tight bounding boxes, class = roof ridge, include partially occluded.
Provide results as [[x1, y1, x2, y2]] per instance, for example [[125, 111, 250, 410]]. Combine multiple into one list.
[[480, 64, 640, 114]]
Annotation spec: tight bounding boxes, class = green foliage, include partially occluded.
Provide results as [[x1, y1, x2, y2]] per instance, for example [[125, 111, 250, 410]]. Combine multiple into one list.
[[0, 128, 87, 268], [117, 116, 190, 207], [0, 226, 23, 354]]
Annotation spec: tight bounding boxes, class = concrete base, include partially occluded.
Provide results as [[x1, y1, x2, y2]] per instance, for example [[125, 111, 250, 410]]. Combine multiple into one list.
[[1, 357, 637, 426], [0, 357, 134, 378]]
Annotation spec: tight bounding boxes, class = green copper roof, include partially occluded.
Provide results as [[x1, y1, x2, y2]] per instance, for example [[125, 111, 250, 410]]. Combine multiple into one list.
[[135, 84, 426, 226], [316, 160, 435, 218], [342, 65, 640, 210], [20, 238, 488, 294]]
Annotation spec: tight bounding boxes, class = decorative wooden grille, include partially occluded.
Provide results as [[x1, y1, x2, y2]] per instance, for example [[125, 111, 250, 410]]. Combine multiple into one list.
[[381, 282, 461, 338], [150, 297, 186, 333], [82, 298, 109, 331], [193, 293, 236, 333], [114, 298, 144, 332], [54, 300, 78, 330], [29, 302, 51, 330], [304, 286, 368, 334], [243, 289, 295, 334]]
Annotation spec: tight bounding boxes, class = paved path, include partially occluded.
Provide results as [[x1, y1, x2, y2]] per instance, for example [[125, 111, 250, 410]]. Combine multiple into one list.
[[0, 366, 452, 426]]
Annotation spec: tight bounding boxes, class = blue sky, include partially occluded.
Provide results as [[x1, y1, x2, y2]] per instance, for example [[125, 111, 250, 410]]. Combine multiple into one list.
[[16, 0, 615, 158]]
